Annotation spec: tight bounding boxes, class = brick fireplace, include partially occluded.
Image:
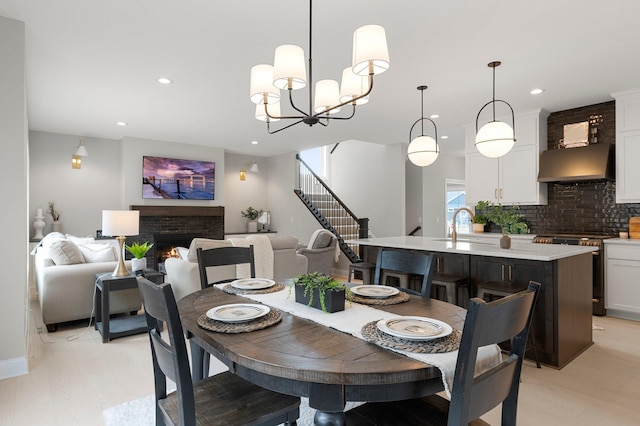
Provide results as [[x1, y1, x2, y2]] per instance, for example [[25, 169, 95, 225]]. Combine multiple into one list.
[[127, 205, 224, 269]]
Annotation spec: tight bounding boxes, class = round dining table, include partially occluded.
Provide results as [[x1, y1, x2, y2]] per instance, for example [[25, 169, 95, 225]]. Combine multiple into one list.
[[177, 285, 466, 425]]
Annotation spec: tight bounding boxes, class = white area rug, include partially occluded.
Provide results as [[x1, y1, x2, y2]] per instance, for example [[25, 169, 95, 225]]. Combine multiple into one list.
[[103, 394, 362, 425]]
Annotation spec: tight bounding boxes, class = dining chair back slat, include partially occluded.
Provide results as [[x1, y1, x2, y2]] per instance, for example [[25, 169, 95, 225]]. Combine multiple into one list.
[[196, 245, 256, 289], [373, 248, 436, 297], [346, 280, 541, 426], [136, 277, 300, 426]]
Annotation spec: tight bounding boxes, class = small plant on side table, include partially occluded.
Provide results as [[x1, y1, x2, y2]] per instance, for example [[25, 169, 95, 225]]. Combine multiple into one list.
[[290, 272, 351, 313], [125, 241, 154, 272]]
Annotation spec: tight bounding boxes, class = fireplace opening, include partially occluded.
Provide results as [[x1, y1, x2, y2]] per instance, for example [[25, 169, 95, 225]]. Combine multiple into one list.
[[152, 233, 200, 272]]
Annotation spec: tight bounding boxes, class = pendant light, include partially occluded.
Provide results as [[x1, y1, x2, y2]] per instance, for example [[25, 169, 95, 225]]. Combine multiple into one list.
[[475, 61, 516, 158], [407, 85, 439, 167]]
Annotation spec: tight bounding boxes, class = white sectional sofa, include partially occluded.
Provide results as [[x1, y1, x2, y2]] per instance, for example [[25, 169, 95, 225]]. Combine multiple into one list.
[[34, 233, 141, 332], [164, 234, 308, 301]]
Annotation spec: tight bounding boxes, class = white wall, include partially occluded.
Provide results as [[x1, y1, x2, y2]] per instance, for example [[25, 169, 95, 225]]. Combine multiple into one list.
[[406, 158, 424, 236], [420, 154, 465, 237], [330, 141, 406, 237], [224, 154, 269, 233], [0, 16, 29, 379]]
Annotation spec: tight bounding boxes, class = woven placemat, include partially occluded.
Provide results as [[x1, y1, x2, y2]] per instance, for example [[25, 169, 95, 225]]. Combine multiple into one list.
[[222, 281, 285, 295], [197, 309, 282, 334], [361, 320, 461, 353], [351, 291, 410, 305]]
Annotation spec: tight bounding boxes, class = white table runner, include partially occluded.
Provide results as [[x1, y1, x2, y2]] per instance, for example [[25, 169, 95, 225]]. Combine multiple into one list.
[[216, 283, 502, 397]]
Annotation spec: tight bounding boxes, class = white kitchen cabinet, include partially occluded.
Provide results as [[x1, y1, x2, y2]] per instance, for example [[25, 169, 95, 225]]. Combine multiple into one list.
[[465, 109, 549, 206], [612, 88, 640, 203], [604, 239, 640, 321]]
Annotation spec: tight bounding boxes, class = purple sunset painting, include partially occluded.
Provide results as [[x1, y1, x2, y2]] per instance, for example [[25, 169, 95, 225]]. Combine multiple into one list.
[[142, 156, 215, 200]]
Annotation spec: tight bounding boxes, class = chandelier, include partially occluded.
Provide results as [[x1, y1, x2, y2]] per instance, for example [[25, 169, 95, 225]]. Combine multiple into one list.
[[475, 61, 516, 158], [407, 85, 439, 167], [249, 0, 390, 134]]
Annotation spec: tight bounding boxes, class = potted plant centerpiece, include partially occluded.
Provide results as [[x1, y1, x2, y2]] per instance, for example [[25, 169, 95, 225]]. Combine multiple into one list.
[[241, 206, 263, 233], [485, 203, 529, 249], [125, 241, 154, 272], [291, 272, 351, 313]]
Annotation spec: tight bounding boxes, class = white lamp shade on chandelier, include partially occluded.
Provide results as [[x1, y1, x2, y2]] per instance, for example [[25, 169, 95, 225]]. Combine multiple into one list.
[[339, 67, 369, 105], [408, 136, 439, 167], [314, 80, 341, 114], [101, 210, 140, 237], [255, 102, 281, 122], [273, 44, 307, 90], [475, 120, 515, 158], [352, 25, 390, 75], [250, 64, 280, 105]]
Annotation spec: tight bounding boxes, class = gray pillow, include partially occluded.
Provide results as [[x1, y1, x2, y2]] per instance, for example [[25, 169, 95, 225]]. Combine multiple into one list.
[[312, 232, 333, 249], [49, 240, 86, 265]]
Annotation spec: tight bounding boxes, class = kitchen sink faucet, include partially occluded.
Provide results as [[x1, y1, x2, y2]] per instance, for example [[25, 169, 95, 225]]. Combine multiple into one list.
[[451, 207, 475, 243]]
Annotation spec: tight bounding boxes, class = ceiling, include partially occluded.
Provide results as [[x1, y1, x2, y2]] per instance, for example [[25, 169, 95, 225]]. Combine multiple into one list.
[[2, 0, 639, 158]]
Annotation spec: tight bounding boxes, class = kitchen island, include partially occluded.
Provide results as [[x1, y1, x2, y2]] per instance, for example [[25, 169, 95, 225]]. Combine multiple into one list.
[[347, 236, 595, 368]]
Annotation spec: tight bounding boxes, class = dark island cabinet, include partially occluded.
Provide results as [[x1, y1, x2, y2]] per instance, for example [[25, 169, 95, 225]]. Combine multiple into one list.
[[469, 254, 592, 368]]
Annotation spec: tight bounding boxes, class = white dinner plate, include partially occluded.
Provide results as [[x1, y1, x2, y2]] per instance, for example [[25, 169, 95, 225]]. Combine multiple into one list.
[[206, 304, 270, 323], [230, 278, 276, 290], [351, 285, 400, 298], [377, 316, 453, 341]]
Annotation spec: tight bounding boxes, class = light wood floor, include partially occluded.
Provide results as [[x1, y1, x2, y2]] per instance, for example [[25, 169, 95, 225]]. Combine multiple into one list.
[[1, 286, 639, 425]]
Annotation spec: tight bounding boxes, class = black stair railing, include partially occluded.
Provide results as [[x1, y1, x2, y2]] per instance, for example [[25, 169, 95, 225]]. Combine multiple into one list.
[[294, 154, 368, 263]]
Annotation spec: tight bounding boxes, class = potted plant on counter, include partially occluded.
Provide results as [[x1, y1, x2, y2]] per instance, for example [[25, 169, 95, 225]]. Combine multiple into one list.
[[473, 201, 490, 233], [125, 241, 154, 272], [241, 206, 263, 233], [290, 272, 351, 313], [485, 203, 529, 248]]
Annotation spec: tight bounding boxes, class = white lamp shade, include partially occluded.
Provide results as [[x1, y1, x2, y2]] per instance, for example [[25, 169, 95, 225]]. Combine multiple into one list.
[[101, 210, 140, 237], [475, 121, 515, 158], [352, 25, 390, 76], [408, 136, 439, 167], [249, 162, 259, 173], [339, 67, 369, 105], [273, 44, 307, 90], [314, 80, 341, 114], [75, 140, 88, 156], [255, 103, 281, 122], [250, 64, 280, 105]]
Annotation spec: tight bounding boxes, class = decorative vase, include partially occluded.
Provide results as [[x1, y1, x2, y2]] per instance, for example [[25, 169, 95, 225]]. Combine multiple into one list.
[[51, 221, 62, 233], [247, 220, 258, 233], [131, 257, 147, 273], [294, 285, 345, 313], [34, 216, 45, 240], [500, 234, 511, 249], [472, 223, 485, 233]]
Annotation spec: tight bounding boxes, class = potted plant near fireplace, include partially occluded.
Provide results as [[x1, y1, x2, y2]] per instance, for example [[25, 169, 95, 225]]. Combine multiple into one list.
[[241, 206, 263, 233], [290, 272, 351, 313], [125, 241, 154, 272]]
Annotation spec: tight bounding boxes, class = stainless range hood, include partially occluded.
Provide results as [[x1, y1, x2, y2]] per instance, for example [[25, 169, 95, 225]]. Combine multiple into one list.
[[537, 143, 615, 182]]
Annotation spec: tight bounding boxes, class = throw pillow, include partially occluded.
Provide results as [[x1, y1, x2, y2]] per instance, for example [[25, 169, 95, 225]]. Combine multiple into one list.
[[312, 231, 333, 249], [78, 243, 116, 263], [176, 246, 189, 260], [41, 232, 66, 252], [66, 234, 96, 246], [48, 240, 85, 265]]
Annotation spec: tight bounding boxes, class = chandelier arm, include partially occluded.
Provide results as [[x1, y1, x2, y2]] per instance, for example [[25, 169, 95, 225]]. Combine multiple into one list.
[[311, 72, 374, 118], [267, 118, 306, 134], [409, 117, 438, 141], [286, 88, 311, 117], [323, 104, 357, 121], [475, 99, 516, 137]]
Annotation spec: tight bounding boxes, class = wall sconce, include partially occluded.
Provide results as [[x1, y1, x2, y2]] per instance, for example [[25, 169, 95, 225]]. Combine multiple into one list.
[[240, 169, 246, 181], [71, 155, 82, 169], [75, 139, 89, 156], [248, 161, 259, 172]]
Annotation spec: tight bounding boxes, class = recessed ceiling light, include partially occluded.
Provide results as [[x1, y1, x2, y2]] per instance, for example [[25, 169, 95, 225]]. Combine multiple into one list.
[[116, 121, 127, 126], [440, 135, 449, 139], [251, 140, 259, 145], [530, 88, 545, 95], [157, 77, 173, 85], [430, 114, 440, 119]]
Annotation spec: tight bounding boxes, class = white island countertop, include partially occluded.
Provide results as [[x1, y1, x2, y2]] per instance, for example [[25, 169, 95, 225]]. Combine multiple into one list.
[[346, 236, 597, 261]]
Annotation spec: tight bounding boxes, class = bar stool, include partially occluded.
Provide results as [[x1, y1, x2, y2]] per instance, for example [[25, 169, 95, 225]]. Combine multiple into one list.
[[476, 280, 542, 368], [380, 270, 410, 289], [432, 274, 469, 307], [347, 262, 375, 285]]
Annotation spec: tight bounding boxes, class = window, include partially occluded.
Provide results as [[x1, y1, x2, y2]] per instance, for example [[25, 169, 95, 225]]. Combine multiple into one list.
[[300, 146, 328, 178], [445, 179, 470, 235]]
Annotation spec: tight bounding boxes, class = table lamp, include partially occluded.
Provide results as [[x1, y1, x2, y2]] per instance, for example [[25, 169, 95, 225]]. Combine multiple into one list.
[[102, 210, 140, 277]]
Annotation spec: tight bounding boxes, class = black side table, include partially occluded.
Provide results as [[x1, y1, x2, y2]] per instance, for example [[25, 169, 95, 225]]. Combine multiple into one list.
[[94, 270, 164, 343]]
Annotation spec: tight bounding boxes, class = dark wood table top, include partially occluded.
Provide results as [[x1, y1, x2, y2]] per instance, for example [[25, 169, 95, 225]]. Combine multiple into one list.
[[178, 286, 465, 383]]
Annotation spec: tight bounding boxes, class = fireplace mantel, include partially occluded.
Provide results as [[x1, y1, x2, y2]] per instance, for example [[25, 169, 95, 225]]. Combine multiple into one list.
[[130, 205, 224, 217]]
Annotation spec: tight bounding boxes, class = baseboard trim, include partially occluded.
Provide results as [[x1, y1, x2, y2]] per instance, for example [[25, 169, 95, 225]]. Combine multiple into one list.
[[0, 356, 28, 380]]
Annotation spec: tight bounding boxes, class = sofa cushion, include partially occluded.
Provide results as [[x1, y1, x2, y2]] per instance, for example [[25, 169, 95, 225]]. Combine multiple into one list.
[[66, 234, 96, 246], [48, 240, 85, 265], [187, 238, 231, 262], [311, 231, 333, 249], [41, 232, 66, 252], [77, 243, 117, 263]]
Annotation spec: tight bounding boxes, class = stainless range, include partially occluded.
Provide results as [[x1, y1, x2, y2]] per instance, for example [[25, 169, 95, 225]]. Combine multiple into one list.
[[533, 234, 610, 315]]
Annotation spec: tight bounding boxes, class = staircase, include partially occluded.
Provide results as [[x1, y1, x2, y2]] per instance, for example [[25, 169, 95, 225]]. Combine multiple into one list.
[[294, 154, 368, 264]]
